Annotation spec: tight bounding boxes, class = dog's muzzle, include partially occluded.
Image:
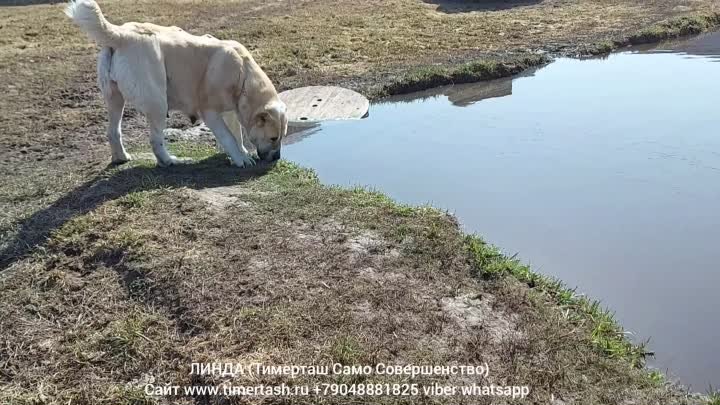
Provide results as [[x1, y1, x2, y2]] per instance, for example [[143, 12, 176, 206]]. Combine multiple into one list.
[[258, 149, 281, 162]]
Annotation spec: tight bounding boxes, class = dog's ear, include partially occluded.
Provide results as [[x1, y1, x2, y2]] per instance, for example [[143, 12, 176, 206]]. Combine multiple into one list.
[[254, 111, 270, 127]]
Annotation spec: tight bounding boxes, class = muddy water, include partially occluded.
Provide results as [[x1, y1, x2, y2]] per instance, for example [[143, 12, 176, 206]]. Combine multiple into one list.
[[283, 32, 720, 389]]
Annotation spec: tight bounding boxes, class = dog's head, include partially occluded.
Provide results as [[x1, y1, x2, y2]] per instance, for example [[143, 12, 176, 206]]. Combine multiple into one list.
[[245, 101, 288, 162]]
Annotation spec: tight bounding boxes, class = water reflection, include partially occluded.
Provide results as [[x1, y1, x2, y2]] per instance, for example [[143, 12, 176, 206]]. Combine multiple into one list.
[[636, 30, 720, 60], [284, 123, 322, 146]]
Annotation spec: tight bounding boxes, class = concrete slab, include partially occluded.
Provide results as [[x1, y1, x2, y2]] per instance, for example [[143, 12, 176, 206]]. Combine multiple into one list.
[[279, 86, 369, 126]]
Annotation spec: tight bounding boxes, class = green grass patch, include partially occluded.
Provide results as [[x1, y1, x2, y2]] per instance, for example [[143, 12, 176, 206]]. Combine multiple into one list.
[[259, 160, 320, 190], [589, 13, 720, 55], [377, 54, 549, 97], [331, 335, 365, 365], [97, 311, 158, 362], [628, 14, 720, 45], [47, 214, 100, 257], [118, 191, 151, 209], [51, 214, 96, 242], [465, 234, 649, 367], [167, 142, 221, 161], [103, 386, 157, 405], [590, 40, 616, 55], [708, 389, 720, 405], [647, 370, 665, 386]]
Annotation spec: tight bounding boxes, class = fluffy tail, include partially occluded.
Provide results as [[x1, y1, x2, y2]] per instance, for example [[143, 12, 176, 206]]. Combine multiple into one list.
[[65, 0, 125, 48]]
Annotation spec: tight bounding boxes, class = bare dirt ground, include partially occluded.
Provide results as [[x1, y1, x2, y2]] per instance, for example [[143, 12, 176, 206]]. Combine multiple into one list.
[[1, 0, 719, 403]]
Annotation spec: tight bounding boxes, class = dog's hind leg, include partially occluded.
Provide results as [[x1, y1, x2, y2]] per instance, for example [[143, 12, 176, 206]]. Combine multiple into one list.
[[98, 47, 131, 164], [147, 111, 183, 167], [110, 47, 181, 166]]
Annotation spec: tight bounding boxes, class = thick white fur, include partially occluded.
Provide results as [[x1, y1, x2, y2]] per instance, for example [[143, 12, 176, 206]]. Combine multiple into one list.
[[65, 0, 125, 48], [66, 0, 287, 166]]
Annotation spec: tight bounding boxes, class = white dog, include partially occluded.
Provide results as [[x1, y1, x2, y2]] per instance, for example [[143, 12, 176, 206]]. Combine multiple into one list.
[[65, 0, 287, 167]]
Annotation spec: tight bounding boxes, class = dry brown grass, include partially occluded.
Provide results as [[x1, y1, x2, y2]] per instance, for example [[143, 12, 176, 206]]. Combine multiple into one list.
[[2, 0, 719, 88]]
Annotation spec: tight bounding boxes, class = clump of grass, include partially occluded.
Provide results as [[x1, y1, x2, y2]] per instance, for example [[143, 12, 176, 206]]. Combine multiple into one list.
[[51, 214, 95, 241], [589, 40, 617, 55], [378, 54, 549, 97], [259, 160, 319, 190], [118, 191, 151, 209], [86, 225, 146, 267], [465, 234, 649, 367], [707, 388, 720, 405], [0, 392, 48, 405], [331, 335, 365, 365], [103, 386, 157, 405], [46, 205, 148, 269], [167, 142, 219, 161], [647, 370, 665, 386], [97, 311, 158, 362], [627, 14, 720, 45], [48, 214, 99, 256], [110, 229, 146, 250], [586, 13, 720, 56]]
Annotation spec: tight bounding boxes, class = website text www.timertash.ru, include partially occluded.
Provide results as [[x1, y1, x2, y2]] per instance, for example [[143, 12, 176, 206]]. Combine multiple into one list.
[[146, 383, 531, 399], [144, 362, 531, 399]]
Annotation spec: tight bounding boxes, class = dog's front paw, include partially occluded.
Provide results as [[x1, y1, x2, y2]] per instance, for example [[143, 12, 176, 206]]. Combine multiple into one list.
[[158, 155, 192, 167], [232, 153, 257, 168], [111, 152, 132, 165]]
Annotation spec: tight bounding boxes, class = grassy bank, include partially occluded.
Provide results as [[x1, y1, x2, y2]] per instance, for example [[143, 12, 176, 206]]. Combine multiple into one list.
[[587, 13, 720, 55], [372, 12, 720, 96], [0, 147, 701, 404], [373, 54, 549, 98]]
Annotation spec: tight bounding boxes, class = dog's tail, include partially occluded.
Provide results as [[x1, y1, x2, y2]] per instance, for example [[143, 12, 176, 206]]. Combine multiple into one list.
[[97, 47, 114, 98], [65, 0, 126, 48]]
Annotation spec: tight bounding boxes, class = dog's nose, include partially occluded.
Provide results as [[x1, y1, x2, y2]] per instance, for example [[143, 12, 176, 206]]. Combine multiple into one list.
[[258, 149, 280, 162]]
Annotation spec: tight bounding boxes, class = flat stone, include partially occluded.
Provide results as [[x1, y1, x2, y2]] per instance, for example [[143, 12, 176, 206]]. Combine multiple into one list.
[[279, 86, 369, 126]]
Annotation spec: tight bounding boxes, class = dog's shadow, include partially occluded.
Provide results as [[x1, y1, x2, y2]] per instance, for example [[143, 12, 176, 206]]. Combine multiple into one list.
[[0, 0, 64, 6], [423, 0, 543, 13], [0, 154, 273, 270]]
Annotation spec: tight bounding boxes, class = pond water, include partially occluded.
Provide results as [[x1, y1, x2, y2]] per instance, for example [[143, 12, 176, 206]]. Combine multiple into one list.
[[283, 32, 720, 389]]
